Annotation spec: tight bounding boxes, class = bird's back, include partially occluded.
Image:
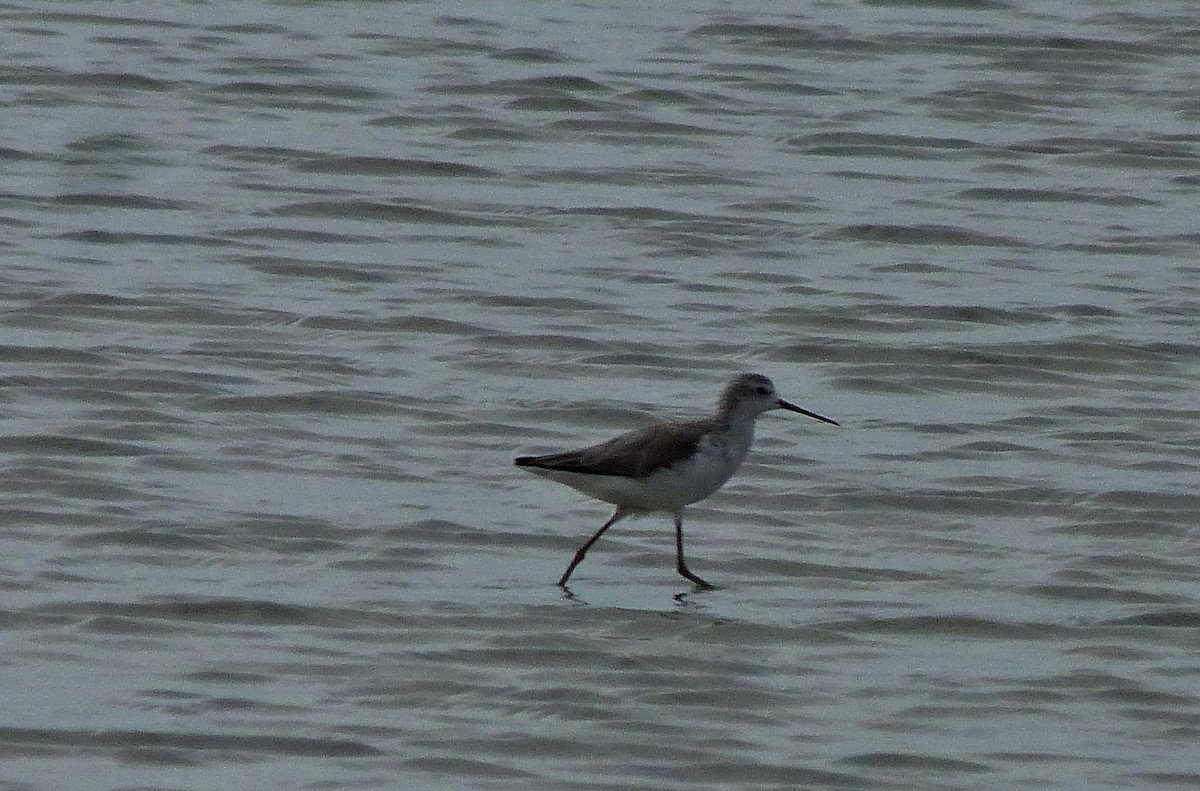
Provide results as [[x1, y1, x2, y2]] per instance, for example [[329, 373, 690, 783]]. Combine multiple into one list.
[[515, 418, 718, 479]]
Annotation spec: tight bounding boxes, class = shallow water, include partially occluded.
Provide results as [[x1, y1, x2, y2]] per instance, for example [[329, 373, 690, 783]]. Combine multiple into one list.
[[2, 1, 1198, 789]]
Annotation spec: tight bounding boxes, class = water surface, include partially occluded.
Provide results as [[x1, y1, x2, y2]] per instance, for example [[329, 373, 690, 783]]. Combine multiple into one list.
[[2, 1, 1198, 789]]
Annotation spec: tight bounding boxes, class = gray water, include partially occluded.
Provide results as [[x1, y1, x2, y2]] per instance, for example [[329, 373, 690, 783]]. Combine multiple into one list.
[[2, 1, 1198, 789]]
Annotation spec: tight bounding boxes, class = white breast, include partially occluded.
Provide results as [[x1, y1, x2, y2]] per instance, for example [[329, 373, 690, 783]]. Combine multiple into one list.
[[655, 427, 751, 504]]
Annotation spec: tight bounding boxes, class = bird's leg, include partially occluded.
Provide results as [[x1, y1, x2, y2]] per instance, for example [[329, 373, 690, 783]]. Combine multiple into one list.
[[558, 508, 625, 587], [674, 512, 715, 590]]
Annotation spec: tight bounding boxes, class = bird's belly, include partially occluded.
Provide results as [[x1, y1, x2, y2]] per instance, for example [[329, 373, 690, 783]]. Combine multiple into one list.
[[652, 444, 740, 506], [532, 443, 739, 512], [639, 434, 744, 509], [529, 468, 663, 509]]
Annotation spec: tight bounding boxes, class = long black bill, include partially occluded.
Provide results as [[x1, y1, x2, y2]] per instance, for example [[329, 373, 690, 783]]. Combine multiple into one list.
[[777, 399, 839, 426]]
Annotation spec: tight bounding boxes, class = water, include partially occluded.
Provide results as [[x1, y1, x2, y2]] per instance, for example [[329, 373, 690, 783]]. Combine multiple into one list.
[[2, 1, 1198, 789]]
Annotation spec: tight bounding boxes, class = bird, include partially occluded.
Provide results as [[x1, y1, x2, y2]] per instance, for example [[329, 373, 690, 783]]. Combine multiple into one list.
[[514, 372, 839, 589]]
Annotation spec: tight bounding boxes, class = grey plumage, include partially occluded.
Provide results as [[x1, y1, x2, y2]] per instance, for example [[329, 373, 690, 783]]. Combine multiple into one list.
[[514, 418, 716, 479]]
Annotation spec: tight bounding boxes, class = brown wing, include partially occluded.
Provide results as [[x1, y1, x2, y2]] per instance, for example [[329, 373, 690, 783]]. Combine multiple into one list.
[[514, 419, 713, 478]]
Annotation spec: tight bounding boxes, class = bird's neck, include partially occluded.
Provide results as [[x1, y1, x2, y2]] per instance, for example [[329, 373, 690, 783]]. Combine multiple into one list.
[[718, 410, 758, 458]]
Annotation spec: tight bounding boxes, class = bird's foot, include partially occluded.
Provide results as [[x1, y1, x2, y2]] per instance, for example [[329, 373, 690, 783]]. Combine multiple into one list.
[[678, 567, 717, 591]]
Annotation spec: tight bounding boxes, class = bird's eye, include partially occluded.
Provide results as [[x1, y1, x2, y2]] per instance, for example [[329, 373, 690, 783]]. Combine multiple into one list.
[[755, 386, 771, 396]]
